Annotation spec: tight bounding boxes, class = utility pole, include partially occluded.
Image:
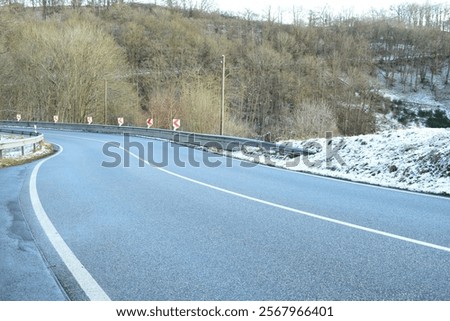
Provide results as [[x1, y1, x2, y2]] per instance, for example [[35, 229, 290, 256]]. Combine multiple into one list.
[[104, 79, 107, 125], [220, 55, 225, 135]]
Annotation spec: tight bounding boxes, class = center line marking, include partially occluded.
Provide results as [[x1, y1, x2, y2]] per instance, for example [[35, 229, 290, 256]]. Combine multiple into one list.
[[30, 131, 449, 302], [122, 147, 450, 254]]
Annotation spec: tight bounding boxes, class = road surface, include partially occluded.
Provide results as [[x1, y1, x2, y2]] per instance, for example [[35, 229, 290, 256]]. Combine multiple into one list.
[[2, 129, 449, 300]]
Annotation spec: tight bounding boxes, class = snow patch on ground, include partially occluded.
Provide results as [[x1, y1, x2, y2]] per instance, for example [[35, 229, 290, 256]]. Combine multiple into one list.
[[229, 128, 450, 195], [381, 90, 445, 108], [0, 133, 51, 161], [375, 66, 450, 130]]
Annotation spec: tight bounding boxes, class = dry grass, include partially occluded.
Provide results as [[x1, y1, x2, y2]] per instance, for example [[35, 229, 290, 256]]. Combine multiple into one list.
[[224, 114, 256, 138]]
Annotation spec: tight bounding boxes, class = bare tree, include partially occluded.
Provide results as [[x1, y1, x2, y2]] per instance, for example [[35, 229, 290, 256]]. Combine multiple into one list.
[[1, 17, 139, 124]]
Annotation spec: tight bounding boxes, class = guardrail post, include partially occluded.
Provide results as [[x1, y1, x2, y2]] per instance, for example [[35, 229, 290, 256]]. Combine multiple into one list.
[[0, 127, 45, 159], [0, 120, 311, 157]]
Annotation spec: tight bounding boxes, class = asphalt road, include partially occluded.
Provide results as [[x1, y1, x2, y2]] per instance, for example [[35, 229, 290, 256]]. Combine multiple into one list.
[[2, 129, 450, 300]]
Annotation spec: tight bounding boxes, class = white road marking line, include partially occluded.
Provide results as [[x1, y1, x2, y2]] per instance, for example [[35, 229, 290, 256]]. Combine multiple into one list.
[[122, 147, 450, 254], [45, 131, 450, 199], [39, 132, 450, 254], [29, 145, 111, 301], [26, 132, 449, 302], [267, 162, 450, 200]]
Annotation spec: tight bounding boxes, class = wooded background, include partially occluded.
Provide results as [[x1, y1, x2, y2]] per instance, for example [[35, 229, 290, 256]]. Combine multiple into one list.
[[1, 1, 450, 139]]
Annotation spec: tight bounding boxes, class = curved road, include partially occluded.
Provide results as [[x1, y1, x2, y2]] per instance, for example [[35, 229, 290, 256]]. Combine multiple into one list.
[[6, 129, 450, 300]]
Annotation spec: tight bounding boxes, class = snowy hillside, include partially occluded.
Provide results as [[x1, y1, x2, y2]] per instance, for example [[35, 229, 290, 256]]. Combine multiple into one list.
[[231, 128, 450, 195], [226, 70, 450, 196], [376, 66, 450, 130]]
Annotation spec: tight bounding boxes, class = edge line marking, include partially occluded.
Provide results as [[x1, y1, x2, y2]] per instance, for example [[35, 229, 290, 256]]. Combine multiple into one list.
[[29, 145, 111, 301]]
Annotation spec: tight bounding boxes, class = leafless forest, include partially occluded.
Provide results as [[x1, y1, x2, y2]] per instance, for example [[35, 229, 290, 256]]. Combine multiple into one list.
[[1, 1, 450, 139]]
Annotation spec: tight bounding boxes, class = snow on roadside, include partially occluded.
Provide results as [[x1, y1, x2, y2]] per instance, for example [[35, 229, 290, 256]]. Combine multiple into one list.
[[0, 133, 21, 142], [0, 133, 52, 162], [230, 128, 450, 195], [0, 133, 30, 158]]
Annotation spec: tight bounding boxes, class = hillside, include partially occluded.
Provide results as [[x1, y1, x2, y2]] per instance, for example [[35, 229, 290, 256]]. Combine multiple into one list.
[[228, 127, 449, 195], [0, 2, 450, 139]]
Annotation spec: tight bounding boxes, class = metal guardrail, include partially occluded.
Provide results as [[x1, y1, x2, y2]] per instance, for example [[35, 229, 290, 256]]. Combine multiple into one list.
[[0, 128, 44, 159], [0, 121, 312, 157]]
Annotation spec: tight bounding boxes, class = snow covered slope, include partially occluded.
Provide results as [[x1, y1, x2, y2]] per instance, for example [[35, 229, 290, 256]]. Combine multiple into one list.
[[231, 128, 450, 195]]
